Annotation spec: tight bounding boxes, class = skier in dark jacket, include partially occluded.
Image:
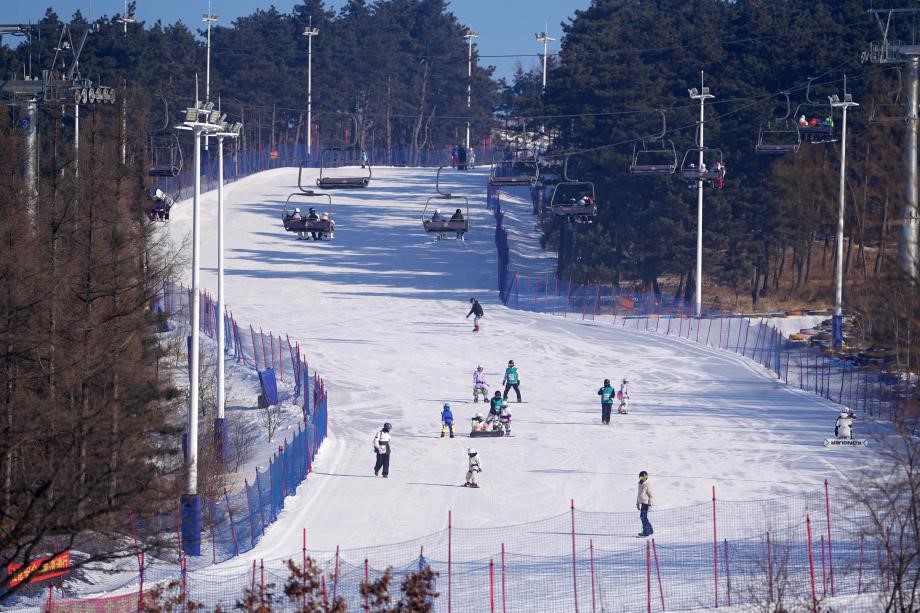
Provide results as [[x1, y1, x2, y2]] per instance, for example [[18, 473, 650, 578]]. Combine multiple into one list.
[[598, 379, 615, 425], [467, 298, 484, 332]]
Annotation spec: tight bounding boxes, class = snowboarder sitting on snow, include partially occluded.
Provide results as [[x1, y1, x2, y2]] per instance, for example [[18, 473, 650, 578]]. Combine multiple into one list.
[[598, 378, 615, 425], [467, 298, 484, 332], [500, 404, 512, 436], [470, 412, 488, 432], [441, 402, 455, 438], [617, 377, 630, 414], [464, 447, 482, 487], [835, 408, 856, 440], [473, 365, 489, 402]]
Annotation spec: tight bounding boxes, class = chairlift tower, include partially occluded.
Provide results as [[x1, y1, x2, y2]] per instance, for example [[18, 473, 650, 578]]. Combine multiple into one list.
[[689, 74, 714, 318], [866, 8, 920, 281]]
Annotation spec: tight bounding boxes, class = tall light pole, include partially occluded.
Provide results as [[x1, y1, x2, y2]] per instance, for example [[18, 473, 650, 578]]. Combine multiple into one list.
[[689, 74, 714, 318], [176, 102, 222, 556], [463, 30, 477, 151], [117, 0, 134, 165], [202, 3, 218, 151], [303, 19, 319, 160], [830, 89, 858, 348], [214, 118, 241, 458], [534, 28, 554, 153]]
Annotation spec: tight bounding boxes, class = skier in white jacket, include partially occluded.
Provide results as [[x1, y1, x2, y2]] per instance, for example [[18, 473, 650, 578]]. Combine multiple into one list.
[[636, 470, 654, 537], [464, 448, 482, 488], [835, 408, 855, 439], [472, 366, 489, 403]]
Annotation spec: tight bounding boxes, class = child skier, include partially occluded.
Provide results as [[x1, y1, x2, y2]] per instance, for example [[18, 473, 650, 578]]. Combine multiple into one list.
[[473, 365, 489, 403], [598, 378, 615, 424], [835, 408, 856, 440], [617, 377, 631, 414], [441, 402, 455, 438], [464, 447, 482, 487], [499, 403, 512, 436]]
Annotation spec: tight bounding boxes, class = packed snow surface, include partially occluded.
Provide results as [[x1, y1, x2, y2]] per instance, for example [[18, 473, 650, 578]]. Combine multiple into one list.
[[166, 165, 871, 557]]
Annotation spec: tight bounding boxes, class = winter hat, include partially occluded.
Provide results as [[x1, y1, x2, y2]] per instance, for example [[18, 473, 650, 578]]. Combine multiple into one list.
[[477, 365, 484, 371], [639, 471, 648, 479], [508, 360, 515, 366], [443, 402, 451, 410], [382, 422, 392, 432], [604, 379, 610, 386]]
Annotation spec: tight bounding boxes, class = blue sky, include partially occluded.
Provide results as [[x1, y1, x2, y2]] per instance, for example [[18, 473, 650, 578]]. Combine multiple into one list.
[[1, 0, 591, 82]]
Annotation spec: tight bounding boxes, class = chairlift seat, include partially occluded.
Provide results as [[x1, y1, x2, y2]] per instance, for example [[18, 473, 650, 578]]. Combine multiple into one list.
[[755, 143, 798, 154], [283, 216, 335, 234], [423, 219, 470, 233], [316, 176, 370, 188], [488, 175, 538, 187], [629, 163, 676, 175], [149, 165, 181, 178]]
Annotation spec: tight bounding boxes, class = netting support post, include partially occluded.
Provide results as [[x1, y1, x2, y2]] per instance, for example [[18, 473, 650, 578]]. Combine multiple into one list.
[[712, 486, 718, 608], [501, 542, 507, 613], [646, 540, 652, 613], [570, 498, 579, 613], [825, 479, 835, 595], [448, 510, 452, 613], [806, 514, 817, 613], [589, 540, 596, 613], [489, 559, 495, 613], [766, 531, 773, 603], [652, 538, 665, 610]]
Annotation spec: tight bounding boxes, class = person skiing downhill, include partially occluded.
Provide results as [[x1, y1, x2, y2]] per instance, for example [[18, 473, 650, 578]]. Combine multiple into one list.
[[835, 408, 856, 439], [617, 377, 631, 414], [441, 403, 455, 438], [598, 379, 615, 424], [464, 447, 482, 487], [467, 298, 484, 332], [373, 422, 392, 478], [473, 366, 489, 403], [503, 360, 522, 402]]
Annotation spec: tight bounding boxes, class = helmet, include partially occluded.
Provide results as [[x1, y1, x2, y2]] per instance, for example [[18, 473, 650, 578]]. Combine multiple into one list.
[[455, 208, 462, 213], [294, 207, 301, 213], [467, 447, 477, 456], [435, 208, 441, 214], [477, 365, 484, 371], [622, 377, 629, 383], [508, 360, 515, 366], [443, 402, 451, 410], [382, 422, 392, 432], [604, 379, 610, 386], [309, 207, 316, 213], [639, 470, 648, 479]]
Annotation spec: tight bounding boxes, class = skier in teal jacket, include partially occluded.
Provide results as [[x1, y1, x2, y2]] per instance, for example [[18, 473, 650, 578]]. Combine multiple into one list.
[[597, 379, 615, 425], [502, 360, 521, 402]]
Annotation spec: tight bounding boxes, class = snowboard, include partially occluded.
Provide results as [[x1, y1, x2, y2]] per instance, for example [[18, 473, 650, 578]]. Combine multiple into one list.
[[462, 483, 480, 488]]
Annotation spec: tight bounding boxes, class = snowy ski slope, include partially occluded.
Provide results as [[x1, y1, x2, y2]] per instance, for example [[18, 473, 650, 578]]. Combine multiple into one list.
[[165, 164, 874, 557]]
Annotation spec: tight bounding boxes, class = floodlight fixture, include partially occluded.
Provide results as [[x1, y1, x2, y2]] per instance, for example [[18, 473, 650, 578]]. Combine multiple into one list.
[[208, 109, 221, 125]]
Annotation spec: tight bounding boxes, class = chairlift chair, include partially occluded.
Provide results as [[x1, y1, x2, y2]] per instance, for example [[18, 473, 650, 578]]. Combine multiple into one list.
[[680, 147, 726, 187], [488, 148, 539, 187], [629, 110, 678, 174], [794, 78, 836, 144], [755, 92, 800, 154], [316, 145, 372, 188], [549, 156, 597, 223], [869, 67, 904, 124], [282, 191, 335, 240], [755, 120, 801, 154], [422, 166, 470, 241], [148, 134, 183, 177]]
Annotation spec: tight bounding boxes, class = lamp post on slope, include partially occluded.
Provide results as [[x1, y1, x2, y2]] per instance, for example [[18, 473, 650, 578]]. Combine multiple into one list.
[[464, 30, 477, 152], [689, 74, 714, 318], [303, 20, 319, 161], [829, 89, 858, 349], [176, 102, 223, 556], [535, 28, 555, 154]]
